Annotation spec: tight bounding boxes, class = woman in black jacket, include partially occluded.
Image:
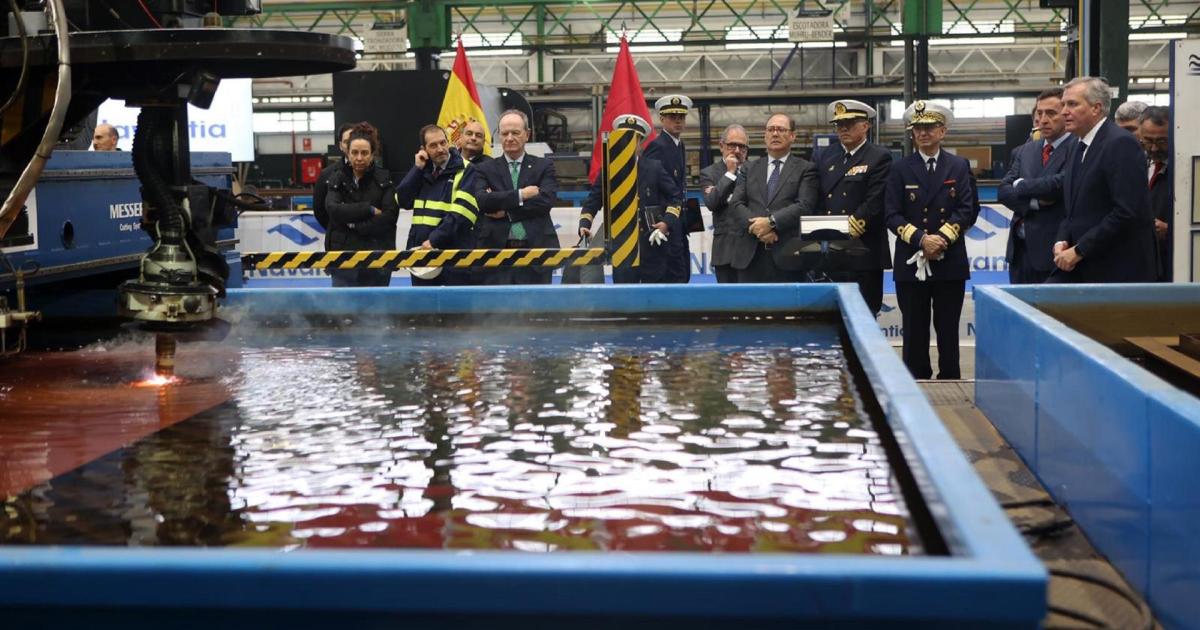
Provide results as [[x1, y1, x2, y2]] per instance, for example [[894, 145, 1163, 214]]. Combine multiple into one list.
[[325, 126, 398, 287]]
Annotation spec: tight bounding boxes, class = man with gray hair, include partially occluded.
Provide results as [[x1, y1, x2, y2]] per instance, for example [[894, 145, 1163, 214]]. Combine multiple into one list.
[[699, 123, 749, 283], [1022, 76, 1155, 282], [1114, 100, 1148, 137], [92, 123, 119, 151], [476, 108, 560, 284]]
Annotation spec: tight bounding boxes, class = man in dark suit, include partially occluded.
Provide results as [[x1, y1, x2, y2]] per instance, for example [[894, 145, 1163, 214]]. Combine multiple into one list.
[[885, 101, 976, 380], [1048, 76, 1155, 283], [476, 109, 560, 284], [643, 94, 693, 283], [699, 124, 749, 283], [579, 115, 683, 284], [1139, 106, 1172, 281], [727, 113, 819, 283], [998, 87, 1076, 284], [814, 99, 893, 315]]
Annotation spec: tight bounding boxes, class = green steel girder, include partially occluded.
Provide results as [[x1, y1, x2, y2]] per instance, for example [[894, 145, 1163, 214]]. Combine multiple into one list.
[[240, 0, 1198, 50]]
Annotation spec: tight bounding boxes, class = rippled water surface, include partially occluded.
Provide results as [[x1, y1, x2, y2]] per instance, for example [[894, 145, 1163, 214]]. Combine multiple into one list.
[[1, 321, 914, 554]]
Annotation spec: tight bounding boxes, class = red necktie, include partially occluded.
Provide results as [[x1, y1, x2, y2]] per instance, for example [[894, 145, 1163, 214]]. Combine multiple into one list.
[[1150, 162, 1163, 188], [1041, 142, 1052, 167]]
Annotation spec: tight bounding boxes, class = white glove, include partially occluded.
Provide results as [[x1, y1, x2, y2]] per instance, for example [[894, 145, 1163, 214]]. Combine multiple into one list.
[[906, 250, 933, 282], [648, 228, 668, 246]]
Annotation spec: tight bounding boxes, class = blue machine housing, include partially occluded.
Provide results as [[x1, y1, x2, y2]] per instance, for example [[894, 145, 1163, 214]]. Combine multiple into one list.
[[0, 284, 1046, 628], [0, 151, 238, 315], [976, 284, 1200, 630]]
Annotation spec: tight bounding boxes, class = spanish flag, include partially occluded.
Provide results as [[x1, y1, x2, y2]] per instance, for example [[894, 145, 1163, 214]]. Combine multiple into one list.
[[437, 39, 491, 157]]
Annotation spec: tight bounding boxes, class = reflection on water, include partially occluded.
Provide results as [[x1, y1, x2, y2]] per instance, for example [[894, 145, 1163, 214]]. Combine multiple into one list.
[[1, 322, 913, 554]]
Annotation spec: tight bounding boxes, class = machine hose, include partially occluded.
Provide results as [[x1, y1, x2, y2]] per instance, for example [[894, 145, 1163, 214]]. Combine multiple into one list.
[[0, 0, 71, 241], [132, 108, 184, 242]]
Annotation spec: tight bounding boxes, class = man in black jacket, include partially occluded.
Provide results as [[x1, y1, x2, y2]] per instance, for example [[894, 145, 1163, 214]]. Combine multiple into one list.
[[814, 99, 893, 315], [699, 124, 749, 283], [476, 109, 561, 284]]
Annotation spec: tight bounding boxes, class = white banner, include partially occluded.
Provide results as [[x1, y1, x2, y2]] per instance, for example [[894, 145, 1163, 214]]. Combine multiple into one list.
[[1173, 40, 1200, 281], [96, 78, 254, 162], [239, 203, 1013, 282], [239, 203, 1016, 343]]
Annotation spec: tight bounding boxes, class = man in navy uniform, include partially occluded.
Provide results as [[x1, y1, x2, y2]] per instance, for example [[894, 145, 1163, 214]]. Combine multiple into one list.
[[1049, 76, 1155, 282], [885, 101, 976, 380], [643, 94, 692, 283], [476, 109, 560, 285], [579, 114, 683, 284], [699, 124, 749, 283], [814, 99, 892, 315], [998, 87, 1075, 284]]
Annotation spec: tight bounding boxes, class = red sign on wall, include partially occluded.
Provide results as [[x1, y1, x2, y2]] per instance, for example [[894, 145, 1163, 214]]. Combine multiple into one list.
[[300, 157, 323, 184], [302, 137, 313, 151]]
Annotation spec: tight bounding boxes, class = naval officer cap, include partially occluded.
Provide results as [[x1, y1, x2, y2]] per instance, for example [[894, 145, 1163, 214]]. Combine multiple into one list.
[[828, 99, 876, 123], [903, 100, 954, 129], [614, 114, 652, 137], [654, 94, 692, 116]]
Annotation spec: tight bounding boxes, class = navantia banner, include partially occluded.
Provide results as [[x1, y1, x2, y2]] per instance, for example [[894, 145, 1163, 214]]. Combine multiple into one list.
[[96, 78, 254, 162]]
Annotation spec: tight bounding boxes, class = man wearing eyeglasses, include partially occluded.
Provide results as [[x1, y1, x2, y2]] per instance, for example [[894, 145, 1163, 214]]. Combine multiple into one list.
[[814, 100, 892, 315], [727, 113, 819, 283], [1139, 106, 1171, 281], [700, 124, 749, 283]]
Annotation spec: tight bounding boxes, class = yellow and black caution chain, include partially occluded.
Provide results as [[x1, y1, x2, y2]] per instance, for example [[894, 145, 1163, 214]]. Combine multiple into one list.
[[242, 248, 607, 271]]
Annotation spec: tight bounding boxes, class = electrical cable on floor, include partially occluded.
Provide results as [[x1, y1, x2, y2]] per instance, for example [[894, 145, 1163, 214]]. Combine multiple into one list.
[[1000, 497, 1074, 538], [1044, 566, 1154, 630], [1000, 500, 1155, 629]]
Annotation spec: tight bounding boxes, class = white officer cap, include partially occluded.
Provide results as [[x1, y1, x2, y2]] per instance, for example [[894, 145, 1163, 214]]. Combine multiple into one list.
[[613, 114, 652, 137], [904, 100, 954, 129], [654, 94, 692, 116], [828, 99, 876, 123]]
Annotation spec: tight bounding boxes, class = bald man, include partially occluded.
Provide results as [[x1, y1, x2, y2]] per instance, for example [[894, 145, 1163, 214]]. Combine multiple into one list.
[[93, 123, 119, 151]]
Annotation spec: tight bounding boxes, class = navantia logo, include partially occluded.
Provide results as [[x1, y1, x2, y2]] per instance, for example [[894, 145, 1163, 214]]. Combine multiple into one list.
[[267, 214, 325, 246], [967, 205, 1010, 241], [1190, 54, 1200, 75]]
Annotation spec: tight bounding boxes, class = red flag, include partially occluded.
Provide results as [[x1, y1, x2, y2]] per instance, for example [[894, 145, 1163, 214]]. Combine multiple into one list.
[[588, 36, 656, 183]]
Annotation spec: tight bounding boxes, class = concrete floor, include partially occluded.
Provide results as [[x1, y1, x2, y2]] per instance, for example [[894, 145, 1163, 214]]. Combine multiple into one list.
[[891, 343, 977, 381], [920, 381, 1158, 629]]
